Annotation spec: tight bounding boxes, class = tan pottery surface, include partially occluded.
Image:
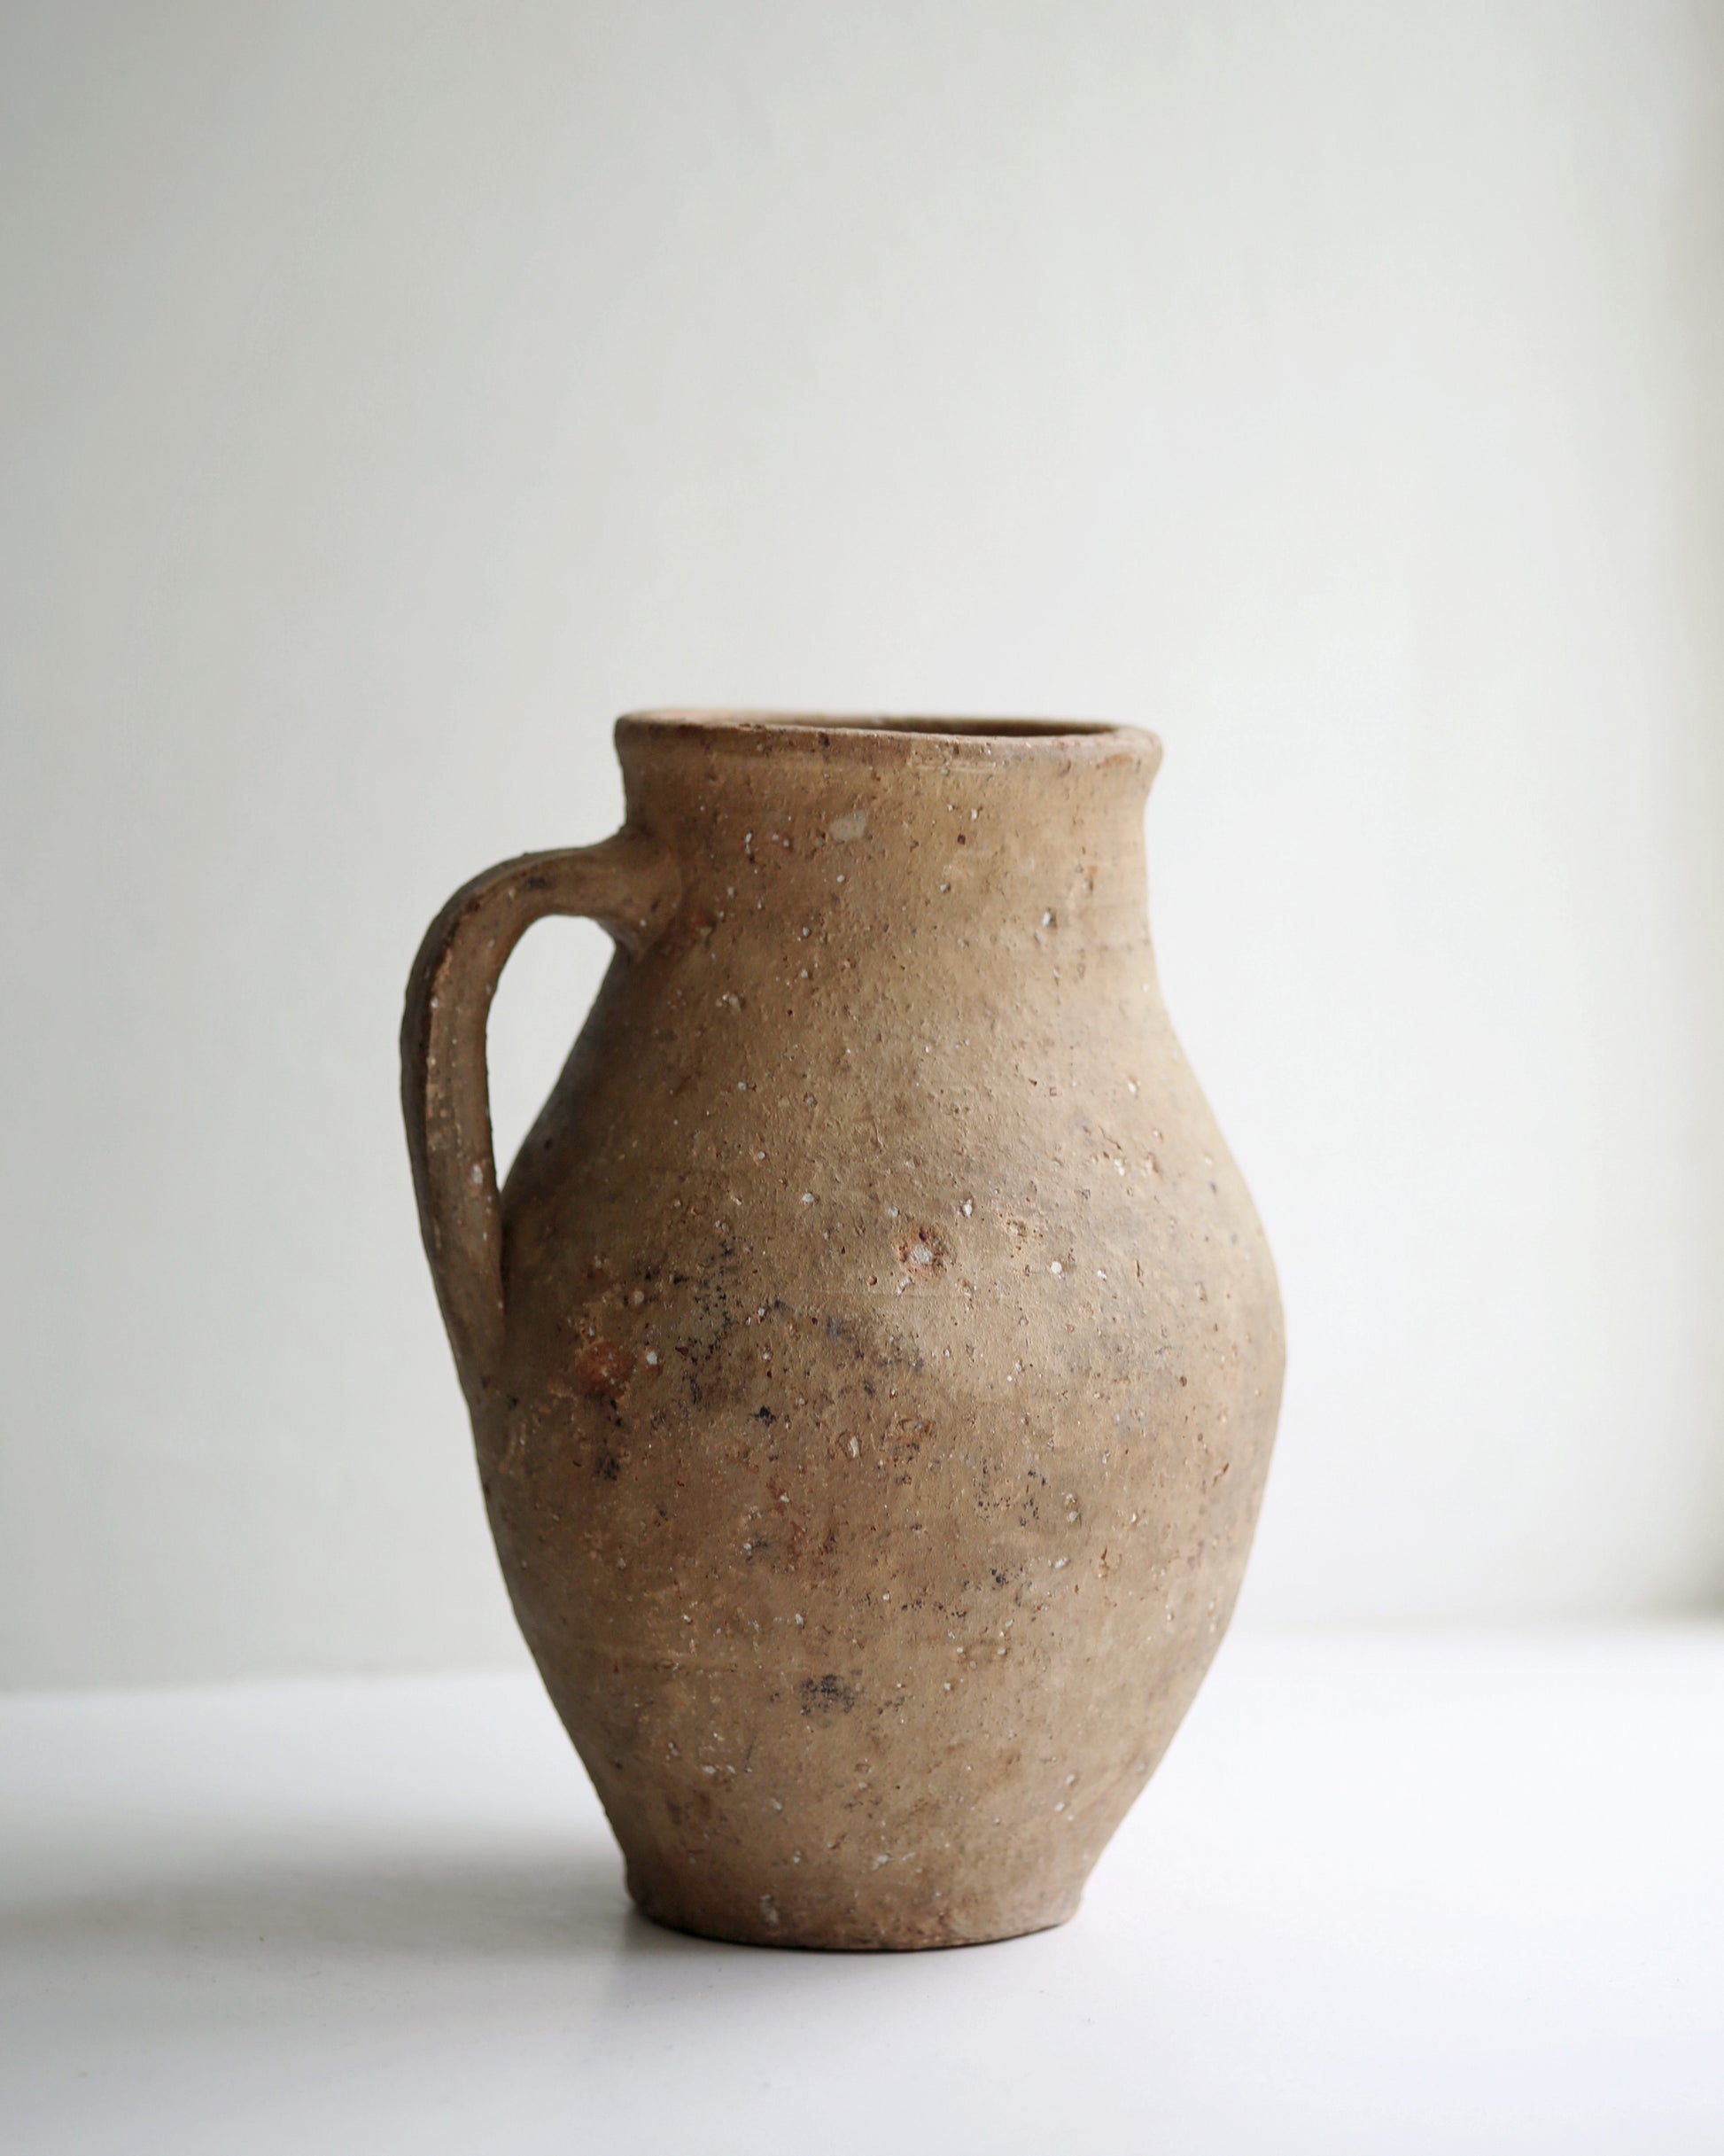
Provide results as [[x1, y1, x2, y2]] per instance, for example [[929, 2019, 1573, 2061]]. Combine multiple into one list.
[[402, 712, 1284, 1949]]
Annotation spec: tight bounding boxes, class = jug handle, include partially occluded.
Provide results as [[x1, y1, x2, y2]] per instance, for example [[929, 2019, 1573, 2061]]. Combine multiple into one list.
[[400, 830, 680, 1414]]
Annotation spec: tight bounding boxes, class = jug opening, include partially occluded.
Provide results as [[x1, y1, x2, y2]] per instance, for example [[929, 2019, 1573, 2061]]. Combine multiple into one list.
[[623, 709, 1122, 740], [616, 711, 1161, 765]]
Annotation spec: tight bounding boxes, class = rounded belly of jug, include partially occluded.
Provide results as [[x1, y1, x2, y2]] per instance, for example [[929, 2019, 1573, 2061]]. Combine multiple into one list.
[[478, 1058, 1283, 1948]]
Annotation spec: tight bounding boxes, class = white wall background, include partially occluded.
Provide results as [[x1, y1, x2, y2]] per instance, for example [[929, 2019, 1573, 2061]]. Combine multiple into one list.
[[2, 1, 1720, 1688]]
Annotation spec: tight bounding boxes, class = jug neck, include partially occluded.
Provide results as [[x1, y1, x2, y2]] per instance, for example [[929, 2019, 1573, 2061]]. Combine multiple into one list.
[[617, 712, 1161, 951]]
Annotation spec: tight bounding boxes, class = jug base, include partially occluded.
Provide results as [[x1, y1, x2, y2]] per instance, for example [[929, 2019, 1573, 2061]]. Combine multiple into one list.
[[626, 1867, 1082, 1952]]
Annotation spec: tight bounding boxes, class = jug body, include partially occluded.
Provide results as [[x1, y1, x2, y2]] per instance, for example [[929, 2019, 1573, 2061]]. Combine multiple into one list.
[[404, 712, 1284, 1949]]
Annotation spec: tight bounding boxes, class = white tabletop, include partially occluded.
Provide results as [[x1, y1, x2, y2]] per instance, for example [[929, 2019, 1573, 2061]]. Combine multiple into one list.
[[4, 1629, 1720, 2154]]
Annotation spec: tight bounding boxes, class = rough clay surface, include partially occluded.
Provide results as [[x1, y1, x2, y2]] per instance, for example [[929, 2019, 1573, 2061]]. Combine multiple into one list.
[[403, 712, 1285, 1950]]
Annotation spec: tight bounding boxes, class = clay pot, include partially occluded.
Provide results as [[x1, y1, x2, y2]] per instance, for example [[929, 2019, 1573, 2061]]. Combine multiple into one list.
[[402, 712, 1283, 1949]]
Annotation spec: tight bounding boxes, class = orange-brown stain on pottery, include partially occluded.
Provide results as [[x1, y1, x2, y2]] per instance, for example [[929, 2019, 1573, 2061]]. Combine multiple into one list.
[[402, 712, 1284, 1949]]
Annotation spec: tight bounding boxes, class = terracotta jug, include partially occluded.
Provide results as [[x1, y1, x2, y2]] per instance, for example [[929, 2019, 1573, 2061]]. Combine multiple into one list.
[[402, 712, 1283, 1949]]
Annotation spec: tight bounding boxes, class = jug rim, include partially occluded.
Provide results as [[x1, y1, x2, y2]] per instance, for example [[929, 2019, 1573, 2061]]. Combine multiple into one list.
[[616, 709, 1161, 766]]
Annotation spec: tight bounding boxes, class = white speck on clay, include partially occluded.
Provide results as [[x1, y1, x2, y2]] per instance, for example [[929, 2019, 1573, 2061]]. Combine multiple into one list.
[[645, 1350, 658, 1366], [801, 1192, 814, 1205], [1050, 1260, 1063, 1276]]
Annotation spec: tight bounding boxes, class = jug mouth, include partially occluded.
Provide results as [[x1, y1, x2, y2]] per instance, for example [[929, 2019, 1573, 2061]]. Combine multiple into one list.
[[617, 709, 1161, 766]]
